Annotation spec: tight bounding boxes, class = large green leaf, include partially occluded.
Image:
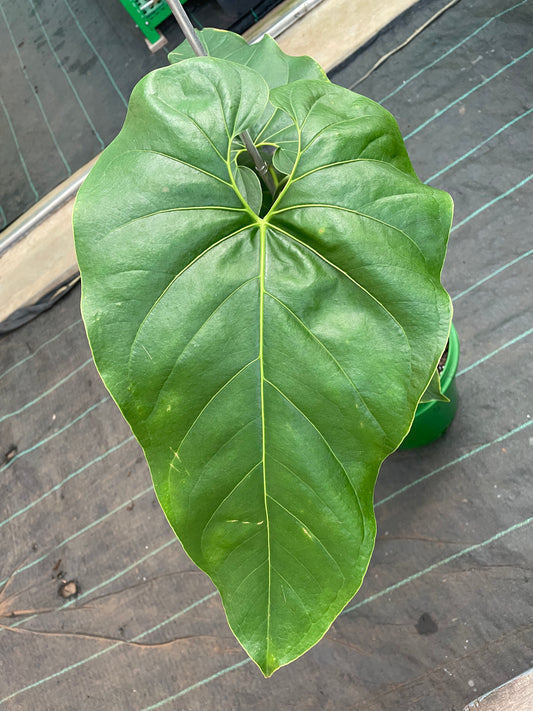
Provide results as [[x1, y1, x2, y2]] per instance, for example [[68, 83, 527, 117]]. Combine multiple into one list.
[[74, 51, 452, 676], [169, 29, 328, 174], [420, 367, 449, 403]]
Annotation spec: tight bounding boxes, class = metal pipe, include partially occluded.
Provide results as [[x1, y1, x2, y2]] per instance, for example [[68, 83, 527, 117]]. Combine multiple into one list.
[[165, 0, 207, 56], [250, 0, 327, 43], [0, 167, 90, 255]]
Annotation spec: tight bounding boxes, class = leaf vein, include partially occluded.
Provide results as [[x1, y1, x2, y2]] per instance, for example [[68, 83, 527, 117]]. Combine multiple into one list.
[[267, 494, 346, 581], [103, 206, 247, 243], [267, 224, 408, 344], [257, 117, 292, 145], [200, 460, 263, 555], [258, 220, 272, 667], [264, 378, 364, 527], [274, 543, 323, 597], [122, 147, 232, 186], [230, 554, 268, 597], [128, 225, 254, 368], [270, 456, 343, 526], [298, 115, 389, 158], [265, 291, 390, 441], [272, 567, 313, 625], [144, 277, 260, 422], [153, 96, 227, 162], [177, 358, 260, 456], [216, 529, 264, 578], [270, 201, 426, 261], [290, 157, 413, 184]]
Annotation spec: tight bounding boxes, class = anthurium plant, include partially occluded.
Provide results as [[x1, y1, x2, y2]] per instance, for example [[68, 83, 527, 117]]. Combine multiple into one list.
[[73, 29, 453, 676]]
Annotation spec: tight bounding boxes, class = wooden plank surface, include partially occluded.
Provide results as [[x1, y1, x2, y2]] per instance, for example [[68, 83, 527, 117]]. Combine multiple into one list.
[[272, 0, 419, 70], [465, 669, 533, 711]]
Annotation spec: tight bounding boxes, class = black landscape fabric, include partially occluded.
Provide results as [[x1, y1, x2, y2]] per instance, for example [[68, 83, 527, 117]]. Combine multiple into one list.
[[0, 0, 282, 230]]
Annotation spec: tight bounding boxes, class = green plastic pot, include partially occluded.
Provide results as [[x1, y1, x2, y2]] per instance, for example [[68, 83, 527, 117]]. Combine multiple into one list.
[[399, 323, 459, 449]]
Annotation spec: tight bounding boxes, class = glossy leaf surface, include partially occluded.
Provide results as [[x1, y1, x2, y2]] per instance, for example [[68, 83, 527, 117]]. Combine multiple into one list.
[[74, 51, 452, 675], [169, 29, 327, 171]]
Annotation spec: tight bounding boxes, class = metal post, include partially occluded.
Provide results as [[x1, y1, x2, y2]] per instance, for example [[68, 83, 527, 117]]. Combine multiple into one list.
[[250, 0, 327, 44], [166, 0, 276, 195], [165, 0, 207, 56]]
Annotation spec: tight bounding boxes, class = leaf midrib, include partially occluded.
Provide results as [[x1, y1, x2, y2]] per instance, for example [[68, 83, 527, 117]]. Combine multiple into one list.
[[258, 217, 272, 670]]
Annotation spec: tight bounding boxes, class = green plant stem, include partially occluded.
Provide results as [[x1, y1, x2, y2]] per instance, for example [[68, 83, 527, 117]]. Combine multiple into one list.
[[166, 0, 276, 195], [240, 133, 276, 194]]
